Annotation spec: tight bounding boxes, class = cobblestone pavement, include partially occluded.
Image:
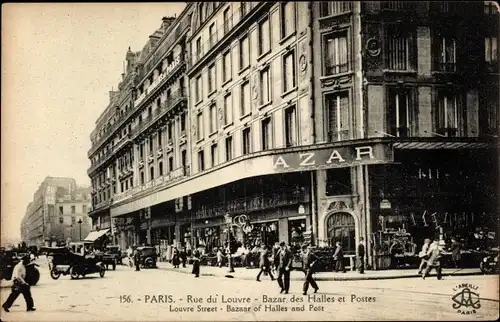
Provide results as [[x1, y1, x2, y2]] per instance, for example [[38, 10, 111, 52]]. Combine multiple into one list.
[[1, 263, 498, 321]]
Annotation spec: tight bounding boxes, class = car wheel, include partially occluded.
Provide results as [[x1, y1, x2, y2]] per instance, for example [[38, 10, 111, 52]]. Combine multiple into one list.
[[99, 266, 106, 278], [70, 267, 80, 280], [112, 261, 116, 271], [50, 269, 61, 280]]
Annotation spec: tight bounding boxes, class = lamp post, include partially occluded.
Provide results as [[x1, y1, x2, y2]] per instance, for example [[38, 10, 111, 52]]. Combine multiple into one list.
[[78, 218, 83, 241]]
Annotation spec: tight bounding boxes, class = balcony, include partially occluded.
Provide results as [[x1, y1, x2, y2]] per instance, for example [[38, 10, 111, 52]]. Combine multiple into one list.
[[193, 188, 310, 220], [88, 134, 132, 175], [381, 1, 409, 11], [130, 89, 186, 139]]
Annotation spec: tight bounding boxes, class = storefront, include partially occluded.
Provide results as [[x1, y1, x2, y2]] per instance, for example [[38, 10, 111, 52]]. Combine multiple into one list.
[[192, 217, 225, 252], [368, 147, 498, 269]]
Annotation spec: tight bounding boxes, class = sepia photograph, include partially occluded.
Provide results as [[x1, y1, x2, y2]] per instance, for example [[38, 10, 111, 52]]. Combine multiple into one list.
[[1, 1, 499, 321]]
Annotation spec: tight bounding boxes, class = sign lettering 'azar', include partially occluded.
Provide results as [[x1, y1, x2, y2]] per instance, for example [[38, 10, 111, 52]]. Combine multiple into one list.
[[273, 145, 390, 171]]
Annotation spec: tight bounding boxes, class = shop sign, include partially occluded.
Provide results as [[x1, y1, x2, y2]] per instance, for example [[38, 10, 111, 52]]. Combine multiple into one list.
[[164, 55, 181, 75], [151, 217, 176, 228], [380, 199, 392, 209], [272, 143, 392, 172]]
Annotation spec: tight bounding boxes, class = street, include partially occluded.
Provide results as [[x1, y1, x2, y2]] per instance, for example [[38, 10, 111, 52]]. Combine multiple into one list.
[[0, 260, 498, 321]]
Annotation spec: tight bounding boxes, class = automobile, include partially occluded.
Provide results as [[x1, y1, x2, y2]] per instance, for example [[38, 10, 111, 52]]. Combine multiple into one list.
[[480, 247, 499, 274], [136, 246, 158, 269], [0, 249, 40, 286], [101, 245, 123, 270], [42, 246, 106, 280]]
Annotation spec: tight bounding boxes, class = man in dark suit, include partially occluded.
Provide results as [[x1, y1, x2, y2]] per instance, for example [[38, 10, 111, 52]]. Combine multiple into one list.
[[274, 242, 293, 294], [333, 241, 346, 273], [358, 237, 365, 274], [302, 244, 319, 295]]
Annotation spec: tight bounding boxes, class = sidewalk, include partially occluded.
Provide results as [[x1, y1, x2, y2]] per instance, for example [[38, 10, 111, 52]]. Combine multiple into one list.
[[156, 262, 483, 281]]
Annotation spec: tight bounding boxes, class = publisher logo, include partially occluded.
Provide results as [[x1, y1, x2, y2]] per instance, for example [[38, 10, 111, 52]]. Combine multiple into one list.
[[452, 284, 481, 315]]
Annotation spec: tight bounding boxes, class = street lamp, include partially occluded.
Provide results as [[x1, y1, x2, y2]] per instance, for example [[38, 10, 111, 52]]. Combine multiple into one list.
[[78, 218, 83, 241], [224, 214, 235, 273]]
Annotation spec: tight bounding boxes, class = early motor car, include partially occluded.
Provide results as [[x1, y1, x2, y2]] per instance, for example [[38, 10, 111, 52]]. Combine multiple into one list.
[[136, 246, 158, 269], [43, 246, 106, 280], [101, 245, 123, 270]]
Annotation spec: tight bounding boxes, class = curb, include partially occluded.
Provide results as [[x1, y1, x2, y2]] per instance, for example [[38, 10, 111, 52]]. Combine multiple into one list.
[[156, 265, 485, 281]]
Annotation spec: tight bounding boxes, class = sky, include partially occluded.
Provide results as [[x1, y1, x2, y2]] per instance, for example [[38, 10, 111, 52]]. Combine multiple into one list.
[[1, 3, 187, 242]]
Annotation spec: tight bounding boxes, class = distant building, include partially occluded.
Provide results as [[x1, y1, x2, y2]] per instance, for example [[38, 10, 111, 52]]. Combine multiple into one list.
[[20, 177, 92, 246]]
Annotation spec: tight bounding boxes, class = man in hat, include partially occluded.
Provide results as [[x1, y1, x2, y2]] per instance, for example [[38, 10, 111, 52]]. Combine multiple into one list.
[[357, 237, 365, 274], [302, 244, 319, 295], [274, 242, 293, 294], [2, 255, 35, 312]]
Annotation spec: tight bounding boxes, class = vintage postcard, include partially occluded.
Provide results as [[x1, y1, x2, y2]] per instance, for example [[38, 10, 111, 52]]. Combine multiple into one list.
[[1, 1, 499, 321]]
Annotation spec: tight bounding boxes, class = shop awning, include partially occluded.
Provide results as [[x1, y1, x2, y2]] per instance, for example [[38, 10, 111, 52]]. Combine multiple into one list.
[[393, 142, 493, 150], [83, 229, 110, 242]]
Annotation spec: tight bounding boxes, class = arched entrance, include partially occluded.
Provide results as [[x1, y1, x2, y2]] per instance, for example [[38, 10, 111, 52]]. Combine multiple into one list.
[[326, 212, 356, 254]]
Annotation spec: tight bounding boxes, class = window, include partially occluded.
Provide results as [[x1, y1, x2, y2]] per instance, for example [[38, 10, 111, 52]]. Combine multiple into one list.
[[130, 178, 133, 188], [326, 212, 355, 252], [180, 113, 186, 133], [485, 88, 499, 134], [181, 150, 187, 169], [197, 112, 204, 141], [209, 103, 217, 133], [208, 64, 216, 93], [239, 35, 250, 70], [485, 37, 498, 68], [222, 51, 232, 83], [260, 67, 270, 105], [324, 31, 348, 75], [386, 25, 411, 70], [285, 105, 297, 147], [140, 171, 145, 184], [72, 216, 76, 224], [281, 1, 296, 39], [169, 156, 174, 171], [211, 144, 218, 166], [321, 1, 352, 16], [224, 93, 233, 125], [195, 37, 202, 61], [139, 143, 144, 158], [59, 206, 63, 215], [223, 7, 231, 35], [168, 122, 174, 142], [326, 92, 350, 141], [83, 205, 87, 214], [149, 135, 153, 152], [59, 217, 64, 224], [258, 17, 270, 56], [150, 166, 154, 180], [198, 150, 205, 171], [326, 168, 351, 196], [388, 89, 412, 137], [148, 106, 152, 118], [381, 1, 408, 10], [283, 50, 296, 92], [209, 22, 216, 47], [241, 81, 250, 116], [159, 162, 164, 176], [437, 91, 459, 137], [71, 206, 76, 214], [121, 182, 124, 192], [261, 117, 272, 150], [225, 136, 233, 161], [157, 129, 162, 146], [242, 127, 251, 155], [438, 36, 457, 72], [195, 75, 203, 102]]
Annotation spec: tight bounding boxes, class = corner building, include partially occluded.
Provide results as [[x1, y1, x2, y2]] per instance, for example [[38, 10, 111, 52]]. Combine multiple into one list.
[[88, 1, 498, 270]]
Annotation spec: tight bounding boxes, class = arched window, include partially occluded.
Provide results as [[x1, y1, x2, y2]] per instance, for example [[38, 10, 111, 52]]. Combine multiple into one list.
[[326, 212, 356, 254], [150, 166, 155, 180]]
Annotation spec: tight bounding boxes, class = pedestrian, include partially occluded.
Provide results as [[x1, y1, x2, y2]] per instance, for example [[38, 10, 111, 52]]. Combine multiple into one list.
[[302, 244, 319, 295], [417, 238, 431, 274], [172, 248, 180, 268], [450, 237, 462, 269], [357, 237, 365, 274], [333, 241, 346, 273], [180, 247, 187, 268], [274, 242, 293, 294], [256, 245, 274, 281], [216, 248, 224, 268], [192, 250, 200, 278], [134, 248, 141, 271], [126, 246, 134, 267], [422, 239, 443, 280], [2, 255, 36, 312]]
